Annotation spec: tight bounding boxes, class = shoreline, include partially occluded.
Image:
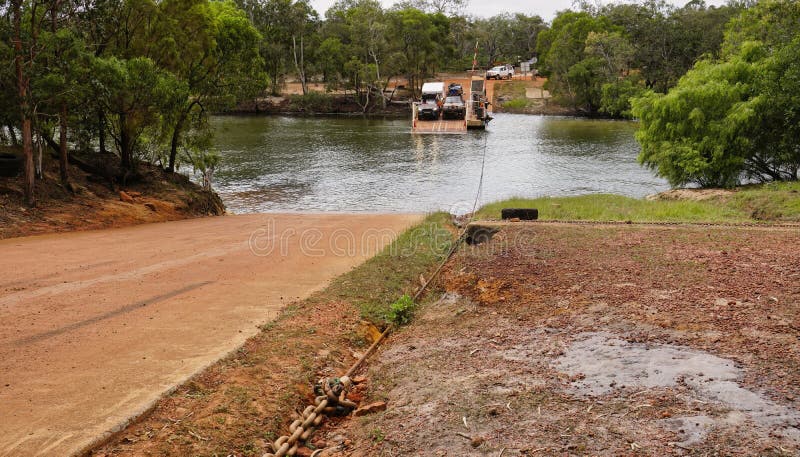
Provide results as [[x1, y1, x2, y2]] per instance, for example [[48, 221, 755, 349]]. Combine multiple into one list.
[[0, 161, 225, 240]]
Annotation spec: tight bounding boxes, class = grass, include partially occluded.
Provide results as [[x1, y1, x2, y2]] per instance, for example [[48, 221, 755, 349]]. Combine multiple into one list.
[[476, 182, 800, 223], [322, 212, 454, 325], [493, 81, 535, 113]]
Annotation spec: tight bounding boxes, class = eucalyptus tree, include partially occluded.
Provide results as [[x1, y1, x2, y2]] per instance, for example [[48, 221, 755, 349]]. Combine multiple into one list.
[[385, 7, 449, 95], [322, 0, 392, 107], [239, 0, 317, 95], [536, 11, 618, 111], [159, 0, 264, 172]]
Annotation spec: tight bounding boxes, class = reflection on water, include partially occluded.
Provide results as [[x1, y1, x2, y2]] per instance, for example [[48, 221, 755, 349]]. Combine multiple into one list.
[[210, 114, 668, 213]]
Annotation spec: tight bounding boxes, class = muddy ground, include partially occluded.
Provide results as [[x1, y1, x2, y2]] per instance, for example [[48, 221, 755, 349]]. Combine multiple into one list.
[[315, 223, 800, 456]]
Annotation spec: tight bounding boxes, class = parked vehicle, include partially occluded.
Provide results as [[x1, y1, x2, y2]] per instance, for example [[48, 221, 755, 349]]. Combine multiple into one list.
[[417, 82, 445, 120], [448, 83, 463, 96], [486, 64, 514, 80], [442, 95, 466, 119]]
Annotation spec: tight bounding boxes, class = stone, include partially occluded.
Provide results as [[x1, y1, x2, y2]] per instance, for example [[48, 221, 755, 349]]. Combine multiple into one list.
[[144, 202, 157, 212], [352, 401, 386, 417], [294, 447, 313, 457], [119, 191, 135, 203], [352, 375, 367, 384]]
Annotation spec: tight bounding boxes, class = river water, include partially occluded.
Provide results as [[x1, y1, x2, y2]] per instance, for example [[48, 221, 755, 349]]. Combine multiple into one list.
[[210, 113, 669, 214]]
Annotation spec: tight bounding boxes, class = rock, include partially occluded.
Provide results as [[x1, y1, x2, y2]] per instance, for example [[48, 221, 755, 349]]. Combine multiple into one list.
[[352, 375, 367, 384], [295, 446, 314, 457], [470, 436, 485, 448], [127, 191, 142, 197], [352, 401, 386, 417], [119, 191, 135, 203], [144, 202, 157, 212]]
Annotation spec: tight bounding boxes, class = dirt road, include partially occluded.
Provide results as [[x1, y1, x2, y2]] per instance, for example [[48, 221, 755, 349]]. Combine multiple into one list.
[[0, 213, 421, 457]]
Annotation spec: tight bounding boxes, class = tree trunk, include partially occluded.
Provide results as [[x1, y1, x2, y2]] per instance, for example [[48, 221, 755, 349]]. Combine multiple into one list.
[[167, 111, 187, 172], [35, 135, 43, 179], [119, 114, 132, 169], [98, 111, 107, 154], [13, 0, 35, 206], [293, 35, 308, 95], [59, 104, 69, 185]]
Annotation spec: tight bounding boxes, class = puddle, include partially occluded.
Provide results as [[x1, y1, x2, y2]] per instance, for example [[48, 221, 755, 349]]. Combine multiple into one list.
[[554, 332, 800, 445]]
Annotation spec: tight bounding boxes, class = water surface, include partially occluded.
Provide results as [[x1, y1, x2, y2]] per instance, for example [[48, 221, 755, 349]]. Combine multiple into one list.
[[210, 114, 668, 213]]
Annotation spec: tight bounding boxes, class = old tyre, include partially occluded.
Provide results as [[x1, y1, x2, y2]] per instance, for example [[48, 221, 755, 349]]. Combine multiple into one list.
[[501, 208, 538, 220], [0, 153, 22, 177]]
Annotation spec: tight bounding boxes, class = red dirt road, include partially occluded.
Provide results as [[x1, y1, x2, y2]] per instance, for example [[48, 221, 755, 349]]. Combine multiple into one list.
[[0, 213, 421, 457]]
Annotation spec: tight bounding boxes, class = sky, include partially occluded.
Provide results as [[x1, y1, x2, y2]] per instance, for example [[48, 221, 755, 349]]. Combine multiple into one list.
[[307, 0, 727, 21]]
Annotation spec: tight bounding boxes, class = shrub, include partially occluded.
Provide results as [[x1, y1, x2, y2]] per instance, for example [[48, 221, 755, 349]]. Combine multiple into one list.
[[288, 91, 334, 112], [386, 295, 415, 325]]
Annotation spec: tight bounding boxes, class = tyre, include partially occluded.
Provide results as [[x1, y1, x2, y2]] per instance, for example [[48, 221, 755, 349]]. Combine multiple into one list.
[[0, 153, 22, 177], [501, 208, 539, 220]]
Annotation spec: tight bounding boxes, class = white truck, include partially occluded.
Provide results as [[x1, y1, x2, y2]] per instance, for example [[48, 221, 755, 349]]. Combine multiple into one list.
[[417, 82, 445, 120], [486, 64, 514, 80]]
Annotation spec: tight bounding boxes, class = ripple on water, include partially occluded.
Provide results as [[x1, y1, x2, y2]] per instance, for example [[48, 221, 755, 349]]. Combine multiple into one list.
[[210, 114, 669, 213]]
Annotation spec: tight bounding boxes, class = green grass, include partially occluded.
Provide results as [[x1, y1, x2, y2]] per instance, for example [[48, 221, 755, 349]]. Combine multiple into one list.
[[500, 98, 531, 110], [321, 212, 454, 326], [477, 182, 800, 223]]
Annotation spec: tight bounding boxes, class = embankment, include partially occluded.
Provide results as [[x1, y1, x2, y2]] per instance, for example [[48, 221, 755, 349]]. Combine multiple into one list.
[[0, 156, 224, 239]]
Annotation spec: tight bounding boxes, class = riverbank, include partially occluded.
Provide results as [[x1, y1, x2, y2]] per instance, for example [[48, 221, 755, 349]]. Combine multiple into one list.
[[0, 158, 225, 239], [88, 213, 453, 457], [229, 76, 580, 117], [477, 182, 800, 224], [491, 78, 579, 116], [231, 93, 412, 116]]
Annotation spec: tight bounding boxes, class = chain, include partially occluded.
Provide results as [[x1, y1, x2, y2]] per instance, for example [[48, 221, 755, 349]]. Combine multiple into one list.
[[262, 377, 355, 457], [261, 131, 491, 456]]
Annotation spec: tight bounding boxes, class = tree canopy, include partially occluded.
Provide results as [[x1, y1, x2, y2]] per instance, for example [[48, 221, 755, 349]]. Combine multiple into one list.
[[633, 0, 800, 187]]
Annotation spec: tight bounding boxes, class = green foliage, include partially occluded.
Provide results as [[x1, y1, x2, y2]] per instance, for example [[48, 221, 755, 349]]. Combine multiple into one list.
[[500, 98, 529, 110], [633, 2, 800, 188], [537, 1, 741, 116], [386, 295, 415, 325], [600, 76, 646, 118], [288, 92, 334, 112]]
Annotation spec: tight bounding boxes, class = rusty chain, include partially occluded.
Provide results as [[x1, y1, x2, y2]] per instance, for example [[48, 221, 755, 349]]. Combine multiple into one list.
[[262, 376, 355, 457]]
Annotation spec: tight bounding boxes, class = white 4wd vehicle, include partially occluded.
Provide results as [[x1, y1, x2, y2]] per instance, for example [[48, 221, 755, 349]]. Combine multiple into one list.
[[486, 65, 514, 80]]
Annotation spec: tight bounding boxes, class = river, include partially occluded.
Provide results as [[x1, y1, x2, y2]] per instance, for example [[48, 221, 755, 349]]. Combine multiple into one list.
[[210, 113, 669, 214]]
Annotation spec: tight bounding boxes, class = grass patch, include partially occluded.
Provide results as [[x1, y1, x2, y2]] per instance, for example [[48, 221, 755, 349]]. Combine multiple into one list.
[[500, 98, 531, 110], [493, 81, 533, 112], [322, 212, 454, 325], [494, 81, 528, 100], [726, 181, 800, 221], [477, 183, 800, 223]]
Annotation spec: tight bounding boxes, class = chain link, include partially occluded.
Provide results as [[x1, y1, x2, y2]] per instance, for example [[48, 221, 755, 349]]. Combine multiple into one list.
[[262, 376, 354, 457]]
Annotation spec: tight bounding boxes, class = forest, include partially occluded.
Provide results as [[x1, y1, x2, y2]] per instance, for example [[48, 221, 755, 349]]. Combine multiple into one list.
[[0, 0, 796, 208]]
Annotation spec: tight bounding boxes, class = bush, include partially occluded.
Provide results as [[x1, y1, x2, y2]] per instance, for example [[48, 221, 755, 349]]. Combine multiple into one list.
[[386, 295, 415, 325], [288, 91, 334, 112]]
